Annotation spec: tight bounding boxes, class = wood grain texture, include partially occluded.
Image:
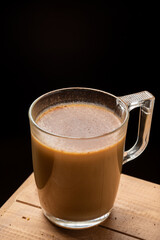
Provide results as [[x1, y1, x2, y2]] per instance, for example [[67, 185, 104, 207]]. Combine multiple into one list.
[[0, 202, 137, 240], [0, 173, 160, 240]]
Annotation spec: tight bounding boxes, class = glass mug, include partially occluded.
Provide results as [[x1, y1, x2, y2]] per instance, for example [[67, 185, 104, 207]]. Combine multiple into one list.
[[28, 87, 155, 229]]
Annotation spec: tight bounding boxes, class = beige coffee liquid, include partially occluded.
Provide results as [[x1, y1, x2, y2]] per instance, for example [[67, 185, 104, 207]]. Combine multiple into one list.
[[31, 103, 125, 221]]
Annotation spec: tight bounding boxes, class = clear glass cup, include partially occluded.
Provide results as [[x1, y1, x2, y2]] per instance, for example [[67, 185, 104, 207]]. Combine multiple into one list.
[[28, 87, 155, 229]]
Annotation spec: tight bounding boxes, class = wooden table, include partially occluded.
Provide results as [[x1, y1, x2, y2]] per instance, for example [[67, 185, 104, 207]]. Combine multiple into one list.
[[0, 173, 160, 240]]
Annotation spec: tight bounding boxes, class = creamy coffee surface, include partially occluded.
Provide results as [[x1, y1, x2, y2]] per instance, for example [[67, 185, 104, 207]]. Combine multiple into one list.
[[36, 103, 121, 138]]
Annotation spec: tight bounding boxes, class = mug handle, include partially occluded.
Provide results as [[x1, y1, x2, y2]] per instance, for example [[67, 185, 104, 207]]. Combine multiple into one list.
[[120, 91, 155, 165]]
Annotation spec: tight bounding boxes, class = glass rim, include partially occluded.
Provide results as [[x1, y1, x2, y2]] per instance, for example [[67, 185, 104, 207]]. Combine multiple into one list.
[[28, 87, 129, 140]]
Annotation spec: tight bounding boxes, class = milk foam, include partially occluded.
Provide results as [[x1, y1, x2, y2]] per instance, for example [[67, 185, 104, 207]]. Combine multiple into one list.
[[35, 103, 123, 153], [37, 103, 121, 138]]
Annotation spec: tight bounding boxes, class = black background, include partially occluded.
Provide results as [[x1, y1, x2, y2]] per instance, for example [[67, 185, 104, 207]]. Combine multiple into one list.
[[1, 1, 159, 206]]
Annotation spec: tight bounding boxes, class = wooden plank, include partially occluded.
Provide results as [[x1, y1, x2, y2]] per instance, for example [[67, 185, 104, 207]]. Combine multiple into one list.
[[0, 173, 34, 216], [0, 202, 136, 240], [101, 174, 160, 240], [15, 174, 160, 240], [16, 174, 40, 208]]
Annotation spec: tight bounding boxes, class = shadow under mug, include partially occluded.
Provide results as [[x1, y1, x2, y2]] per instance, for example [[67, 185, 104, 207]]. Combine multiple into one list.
[[29, 87, 155, 229]]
